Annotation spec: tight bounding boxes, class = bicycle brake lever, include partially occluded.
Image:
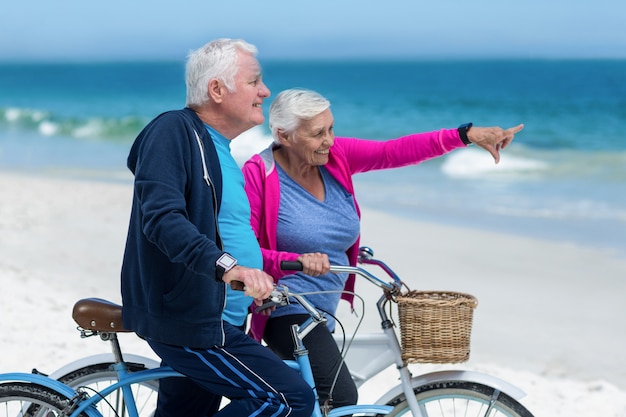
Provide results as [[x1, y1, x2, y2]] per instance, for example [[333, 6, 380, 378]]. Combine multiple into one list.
[[254, 288, 289, 313], [254, 300, 282, 313]]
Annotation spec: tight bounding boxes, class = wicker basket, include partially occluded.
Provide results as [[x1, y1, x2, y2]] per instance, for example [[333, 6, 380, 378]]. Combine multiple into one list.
[[397, 290, 478, 364]]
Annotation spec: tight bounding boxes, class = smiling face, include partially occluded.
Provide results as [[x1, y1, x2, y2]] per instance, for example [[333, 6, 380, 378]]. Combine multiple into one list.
[[282, 109, 335, 167], [217, 51, 271, 138]]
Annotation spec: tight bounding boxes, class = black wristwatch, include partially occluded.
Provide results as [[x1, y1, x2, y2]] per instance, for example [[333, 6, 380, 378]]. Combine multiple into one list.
[[215, 253, 237, 282], [458, 122, 473, 145]]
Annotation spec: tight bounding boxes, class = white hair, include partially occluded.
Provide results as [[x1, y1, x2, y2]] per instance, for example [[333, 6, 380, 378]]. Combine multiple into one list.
[[185, 38, 258, 108], [269, 88, 331, 144]]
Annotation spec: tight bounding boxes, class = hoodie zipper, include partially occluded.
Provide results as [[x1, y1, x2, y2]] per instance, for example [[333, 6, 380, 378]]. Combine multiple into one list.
[[193, 128, 227, 345]]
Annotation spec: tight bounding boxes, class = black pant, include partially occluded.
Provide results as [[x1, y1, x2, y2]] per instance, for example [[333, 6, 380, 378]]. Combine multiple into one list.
[[264, 314, 358, 409], [155, 324, 250, 417], [155, 376, 221, 417]]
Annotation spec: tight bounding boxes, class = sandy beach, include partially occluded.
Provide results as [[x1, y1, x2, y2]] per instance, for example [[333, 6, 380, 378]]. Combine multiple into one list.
[[1, 170, 626, 416]]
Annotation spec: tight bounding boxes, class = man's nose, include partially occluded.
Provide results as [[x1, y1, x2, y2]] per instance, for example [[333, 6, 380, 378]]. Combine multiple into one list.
[[259, 81, 270, 98]]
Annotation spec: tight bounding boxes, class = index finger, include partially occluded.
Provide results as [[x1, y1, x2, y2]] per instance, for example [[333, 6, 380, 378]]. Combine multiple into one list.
[[507, 123, 524, 134]]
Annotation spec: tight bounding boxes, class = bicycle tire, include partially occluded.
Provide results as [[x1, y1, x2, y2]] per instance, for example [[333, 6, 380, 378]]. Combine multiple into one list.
[[378, 380, 534, 417], [0, 381, 89, 417], [57, 362, 159, 417]]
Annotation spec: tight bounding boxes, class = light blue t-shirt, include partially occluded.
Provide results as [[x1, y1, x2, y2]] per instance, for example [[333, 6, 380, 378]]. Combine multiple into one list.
[[206, 125, 263, 327], [273, 164, 360, 331]]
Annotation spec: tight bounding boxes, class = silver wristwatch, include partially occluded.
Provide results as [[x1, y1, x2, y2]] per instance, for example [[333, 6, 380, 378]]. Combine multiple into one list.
[[215, 253, 237, 282]]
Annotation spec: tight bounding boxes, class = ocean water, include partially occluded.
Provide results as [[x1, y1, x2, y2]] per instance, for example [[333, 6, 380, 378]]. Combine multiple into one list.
[[1, 60, 625, 254]]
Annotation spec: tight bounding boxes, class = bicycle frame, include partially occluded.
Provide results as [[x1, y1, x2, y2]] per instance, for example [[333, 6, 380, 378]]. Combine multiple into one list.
[[1, 353, 392, 417], [0, 313, 393, 417]]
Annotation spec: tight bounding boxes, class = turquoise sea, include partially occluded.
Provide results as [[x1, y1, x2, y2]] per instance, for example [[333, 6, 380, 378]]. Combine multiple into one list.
[[1, 59, 625, 254]]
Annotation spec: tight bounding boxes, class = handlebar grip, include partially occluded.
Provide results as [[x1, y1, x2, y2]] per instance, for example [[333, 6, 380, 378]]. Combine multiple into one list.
[[280, 261, 303, 271], [229, 280, 245, 291]]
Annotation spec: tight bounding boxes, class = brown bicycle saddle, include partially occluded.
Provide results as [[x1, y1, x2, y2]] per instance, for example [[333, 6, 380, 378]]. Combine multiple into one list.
[[72, 298, 131, 332]]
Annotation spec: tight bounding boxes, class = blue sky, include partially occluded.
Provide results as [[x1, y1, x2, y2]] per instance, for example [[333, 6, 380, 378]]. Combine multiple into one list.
[[2, 0, 625, 62]]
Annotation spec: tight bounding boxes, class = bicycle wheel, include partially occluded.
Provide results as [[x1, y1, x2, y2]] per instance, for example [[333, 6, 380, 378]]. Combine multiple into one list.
[[57, 362, 159, 417], [379, 380, 534, 417], [0, 381, 88, 417]]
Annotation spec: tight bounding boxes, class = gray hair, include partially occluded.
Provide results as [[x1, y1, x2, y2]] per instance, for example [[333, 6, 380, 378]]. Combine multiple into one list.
[[269, 88, 331, 144], [185, 38, 258, 108]]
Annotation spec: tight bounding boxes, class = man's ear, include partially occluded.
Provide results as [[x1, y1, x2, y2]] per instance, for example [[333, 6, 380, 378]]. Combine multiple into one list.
[[208, 79, 224, 103]]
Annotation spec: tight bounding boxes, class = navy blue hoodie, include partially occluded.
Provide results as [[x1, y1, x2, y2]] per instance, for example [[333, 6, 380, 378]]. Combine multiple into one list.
[[121, 108, 229, 348]]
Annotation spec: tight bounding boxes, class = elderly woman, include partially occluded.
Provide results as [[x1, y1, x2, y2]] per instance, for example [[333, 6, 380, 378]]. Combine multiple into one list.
[[243, 88, 523, 409]]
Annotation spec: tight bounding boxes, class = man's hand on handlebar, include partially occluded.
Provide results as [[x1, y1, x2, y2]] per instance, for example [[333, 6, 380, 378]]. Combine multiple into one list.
[[223, 266, 274, 306]]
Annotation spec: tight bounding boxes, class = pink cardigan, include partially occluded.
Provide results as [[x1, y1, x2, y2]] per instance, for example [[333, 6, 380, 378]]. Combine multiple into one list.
[[242, 129, 465, 341]]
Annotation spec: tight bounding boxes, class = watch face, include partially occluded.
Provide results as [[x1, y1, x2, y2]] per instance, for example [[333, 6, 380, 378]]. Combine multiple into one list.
[[218, 254, 237, 268]]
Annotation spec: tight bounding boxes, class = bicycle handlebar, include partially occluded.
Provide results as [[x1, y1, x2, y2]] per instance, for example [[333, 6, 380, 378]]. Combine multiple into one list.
[[256, 247, 402, 315], [279, 260, 398, 291], [256, 283, 324, 322]]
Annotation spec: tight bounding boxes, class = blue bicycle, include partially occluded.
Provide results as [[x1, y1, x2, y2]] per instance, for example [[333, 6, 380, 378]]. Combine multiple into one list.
[[0, 247, 534, 416]]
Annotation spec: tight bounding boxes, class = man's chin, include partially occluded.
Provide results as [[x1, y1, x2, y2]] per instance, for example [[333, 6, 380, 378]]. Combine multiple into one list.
[[250, 117, 265, 128]]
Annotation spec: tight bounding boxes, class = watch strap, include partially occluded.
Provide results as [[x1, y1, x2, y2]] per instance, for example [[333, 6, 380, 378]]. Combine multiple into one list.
[[458, 122, 473, 145]]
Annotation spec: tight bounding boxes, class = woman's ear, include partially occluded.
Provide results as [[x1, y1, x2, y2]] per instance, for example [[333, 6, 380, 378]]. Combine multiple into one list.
[[277, 129, 291, 146]]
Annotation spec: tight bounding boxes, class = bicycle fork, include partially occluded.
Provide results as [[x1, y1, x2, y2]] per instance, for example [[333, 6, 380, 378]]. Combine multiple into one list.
[[378, 296, 426, 417]]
